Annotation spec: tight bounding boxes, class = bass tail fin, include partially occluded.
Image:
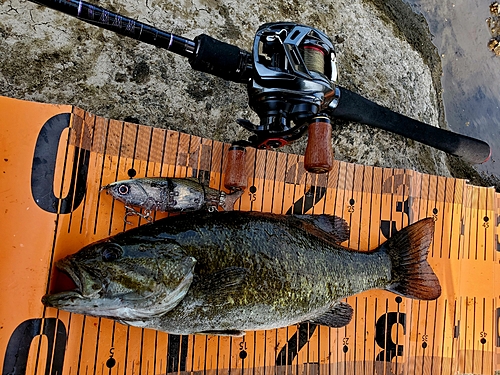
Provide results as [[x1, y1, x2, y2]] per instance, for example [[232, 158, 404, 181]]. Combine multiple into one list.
[[383, 218, 441, 300]]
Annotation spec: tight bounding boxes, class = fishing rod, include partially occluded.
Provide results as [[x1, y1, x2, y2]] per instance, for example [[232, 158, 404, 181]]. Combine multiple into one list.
[[28, 0, 491, 189]]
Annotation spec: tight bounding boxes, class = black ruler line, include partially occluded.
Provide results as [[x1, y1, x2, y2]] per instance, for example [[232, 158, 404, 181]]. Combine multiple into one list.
[[412, 300, 421, 375], [278, 156, 289, 215], [475, 188, 480, 261], [123, 326, 131, 375], [430, 300, 438, 374], [484, 193, 490, 262], [440, 299, 448, 375], [268, 150, 278, 214], [481, 297, 486, 374], [425, 176, 439, 258], [439, 177, 448, 259], [372, 298, 378, 375], [92, 318, 103, 375], [353, 297, 358, 375], [78, 114, 97, 234], [152, 129, 169, 223], [362, 297, 367, 375], [76, 315, 88, 375], [67, 111, 89, 233], [423, 301, 430, 371], [394, 295, 401, 375], [144, 126, 154, 177], [249, 149, 259, 213], [448, 178, 456, 259], [158, 130, 169, 177], [449, 299, 457, 375], [472, 297, 477, 374], [108, 321, 116, 375], [256, 149, 267, 214], [463, 296, 468, 373], [93, 118, 111, 235], [107, 121, 125, 236], [203, 335, 209, 375], [139, 329, 146, 375]]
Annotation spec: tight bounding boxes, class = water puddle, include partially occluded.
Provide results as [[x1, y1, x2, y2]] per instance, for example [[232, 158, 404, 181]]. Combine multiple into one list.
[[403, 0, 500, 183]]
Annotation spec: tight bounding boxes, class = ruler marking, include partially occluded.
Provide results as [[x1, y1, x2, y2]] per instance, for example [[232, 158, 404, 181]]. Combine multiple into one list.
[[430, 300, 439, 375], [67, 111, 90, 233], [478, 296, 484, 373], [439, 299, 447, 375], [413, 300, 420, 375], [150, 128, 168, 222], [447, 178, 456, 259], [475, 189, 480, 261], [439, 177, 448, 258], [429, 174, 436, 257], [92, 318, 102, 375], [362, 297, 367, 375], [123, 326, 131, 375], [280, 155, 290, 215], [463, 296, 468, 373], [249, 148, 259, 213], [353, 296, 358, 375], [269, 151, 279, 214], [76, 316, 87, 375], [143, 126, 154, 177], [78, 114, 98, 234], [107, 121, 125, 235], [259, 150, 269, 212], [93, 118, 111, 234]]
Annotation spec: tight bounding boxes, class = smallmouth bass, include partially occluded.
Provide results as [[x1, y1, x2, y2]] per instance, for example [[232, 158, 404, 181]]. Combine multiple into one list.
[[43, 212, 441, 336]]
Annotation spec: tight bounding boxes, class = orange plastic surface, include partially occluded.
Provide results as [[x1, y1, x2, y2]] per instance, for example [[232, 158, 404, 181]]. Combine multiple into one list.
[[1, 95, 499, 375]]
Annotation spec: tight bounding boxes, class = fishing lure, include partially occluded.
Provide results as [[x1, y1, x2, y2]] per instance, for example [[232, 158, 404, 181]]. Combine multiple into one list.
[[102, 177, 243, 223]]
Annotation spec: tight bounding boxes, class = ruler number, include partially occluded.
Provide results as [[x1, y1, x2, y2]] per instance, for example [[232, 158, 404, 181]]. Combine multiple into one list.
[[239, 341, 247, 351], [343, 337, 349, 345], [422, 334, 428, 342]]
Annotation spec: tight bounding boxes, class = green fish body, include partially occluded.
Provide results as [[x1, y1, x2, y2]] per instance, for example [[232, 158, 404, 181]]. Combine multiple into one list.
[[43, 212, 441, 336]]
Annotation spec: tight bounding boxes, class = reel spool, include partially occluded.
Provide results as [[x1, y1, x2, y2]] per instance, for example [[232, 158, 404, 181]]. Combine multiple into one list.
[[224, 23, 339, 189]]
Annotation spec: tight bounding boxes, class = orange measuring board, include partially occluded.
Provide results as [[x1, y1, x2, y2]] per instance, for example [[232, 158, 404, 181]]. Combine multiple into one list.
[[1, 95, 499, 375]]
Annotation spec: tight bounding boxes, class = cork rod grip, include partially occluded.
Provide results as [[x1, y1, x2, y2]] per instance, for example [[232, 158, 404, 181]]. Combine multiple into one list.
[[304, 118, 334, 174], [224, 145, 247, 190]]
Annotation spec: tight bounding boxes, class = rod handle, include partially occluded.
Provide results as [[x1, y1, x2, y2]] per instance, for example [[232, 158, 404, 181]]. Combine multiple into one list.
[[304, 116, 334, 174], [224, 145, 247, 190]]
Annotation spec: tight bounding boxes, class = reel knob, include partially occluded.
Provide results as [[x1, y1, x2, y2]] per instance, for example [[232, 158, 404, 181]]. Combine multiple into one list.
[[304, 116, 334, 174], [224, 145, 247, 190]]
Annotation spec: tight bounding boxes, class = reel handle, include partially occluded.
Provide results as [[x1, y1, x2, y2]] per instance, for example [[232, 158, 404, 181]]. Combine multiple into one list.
[[304, 116, 334, 174], [224, 145, 247, 190]]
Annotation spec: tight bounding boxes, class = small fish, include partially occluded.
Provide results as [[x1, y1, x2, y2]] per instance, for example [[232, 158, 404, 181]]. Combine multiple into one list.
[[102, 177, 243, 222], [42, 212, 441, 336]]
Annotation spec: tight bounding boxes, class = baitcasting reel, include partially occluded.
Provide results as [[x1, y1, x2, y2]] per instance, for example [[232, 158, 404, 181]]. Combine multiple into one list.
[[27, 0, 492, 190], [225, 23, 341, 187], [244, 22, 338, 149]]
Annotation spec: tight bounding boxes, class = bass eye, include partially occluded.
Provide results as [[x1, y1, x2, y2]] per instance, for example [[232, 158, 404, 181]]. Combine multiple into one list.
[[118, 184, 129, 195], [102, 244, 123, 262]]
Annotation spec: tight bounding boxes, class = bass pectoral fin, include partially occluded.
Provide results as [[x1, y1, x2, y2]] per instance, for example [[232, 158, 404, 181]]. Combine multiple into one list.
[[307, 301, 353, 328], [195, 267, 249, 304]]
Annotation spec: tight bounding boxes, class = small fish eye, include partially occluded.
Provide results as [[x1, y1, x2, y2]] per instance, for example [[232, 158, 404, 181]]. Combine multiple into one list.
[[102, 244, 123, 262], [118, 184, 129, 195]]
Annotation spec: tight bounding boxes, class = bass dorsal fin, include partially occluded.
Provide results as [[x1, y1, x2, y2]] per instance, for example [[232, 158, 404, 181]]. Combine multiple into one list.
[[293, 214, 350, 244]]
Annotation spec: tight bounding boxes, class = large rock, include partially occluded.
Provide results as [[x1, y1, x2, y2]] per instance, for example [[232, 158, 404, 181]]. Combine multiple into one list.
[[0, 0, 451, 176]]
